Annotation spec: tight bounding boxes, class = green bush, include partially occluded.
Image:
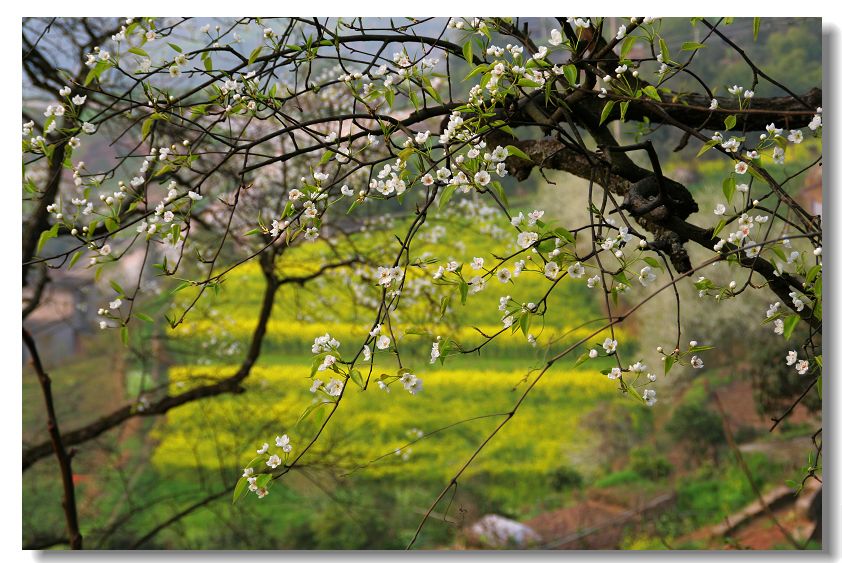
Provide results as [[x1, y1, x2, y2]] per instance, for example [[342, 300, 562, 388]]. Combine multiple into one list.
[[665, 400, 725, 462], [629, 446, 673, 480], [549, 465, 584, 492]]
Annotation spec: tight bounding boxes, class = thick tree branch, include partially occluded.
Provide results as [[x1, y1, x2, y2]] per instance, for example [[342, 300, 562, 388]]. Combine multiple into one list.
[[499, 136, 820, 330]]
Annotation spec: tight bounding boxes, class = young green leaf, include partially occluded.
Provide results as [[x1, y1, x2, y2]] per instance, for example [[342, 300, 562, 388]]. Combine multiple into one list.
[[599, 100, 615, 125], [642, 85, 661, 101], [505, 145, 532, 162]]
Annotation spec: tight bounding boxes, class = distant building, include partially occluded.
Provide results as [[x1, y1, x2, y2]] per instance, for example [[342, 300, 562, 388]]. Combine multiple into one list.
[[22, 268, 95, 365]]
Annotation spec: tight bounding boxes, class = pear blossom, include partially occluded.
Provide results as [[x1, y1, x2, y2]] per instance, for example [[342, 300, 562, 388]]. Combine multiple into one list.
[[786, 351, 797, 366], [638, 266, 656, 287], [275, 434, 292, 452], [400, 372, 423, 394], [325, 378, 344, 397], [517, 231, 539, 249], [474, 170, 491, 186], [787, 129, 804, 144]]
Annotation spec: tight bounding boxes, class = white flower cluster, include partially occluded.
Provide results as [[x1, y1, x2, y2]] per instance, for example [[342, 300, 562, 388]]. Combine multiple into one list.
[[312, 333, 340, 354], [785, 351, 810, 375], [242, 433, 295, 499], [370, 162, 407, 196]]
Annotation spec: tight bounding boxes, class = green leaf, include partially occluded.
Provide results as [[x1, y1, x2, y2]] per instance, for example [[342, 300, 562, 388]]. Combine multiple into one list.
[[783, 315, 799, 339], [349, 369, 363, 388], [171, 281, 192, 294], [642, 85, 661, 101], [153, 164, 173, 178], [459, 281, 468, 305], [642, 257, 661, 269], [517, 79, 542, 88], [84, 60, 109, 86], [625, 383, 645, 404], [722, 176, 736, 203], [664, 354, 676, 375], [680, 42, 706, 51], [424, 83, 442, 103], [753, 18, 761, 41], [806, 264, 822, 284], [310, 353, 327, 378], [620, 35, 637, 60], [505, 145, 531, 162], [36, 223, 60, 254], [696, 139, 718, 157], [462, 39, 473, 67], [519, 312, 531, 337], [384, 88, 395, 108], [68, 250, 82, 269], [658, 37, 670, 63], [167, 42, 183, 53], [599, 100, 615, 125], [255, 474, 272, 488], [297, 400, 329, 425], [463, 64, 488, 81], [110, 279, 125, 296], [134, 313, 154, 323], [248, 46, 263, 65], [318, 150, 334, 165], [712, 218, 727, 238], [141, 114, 160, 139], [204, 56, 213, 72], [120, 326, 129, 346], [438, 184, 457, 208], [619, 100, 629, 122], [552, 227, 575, 243], [245, 455, 269, 470], [563, 64, 578, 86], [724, 114, 737, 131], [439, 295, 450, 318], [398, 147, 415, 162], [128, 47, 149, 57], [233, 477, 249, 503], [488, 181, 509, 207]]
